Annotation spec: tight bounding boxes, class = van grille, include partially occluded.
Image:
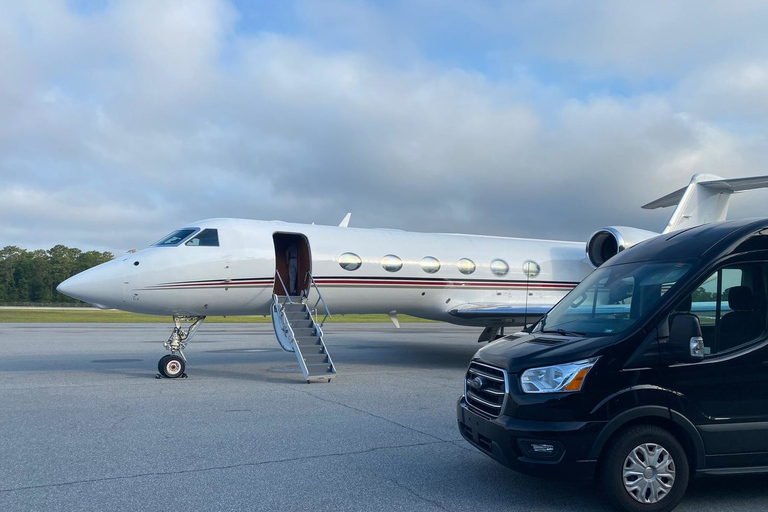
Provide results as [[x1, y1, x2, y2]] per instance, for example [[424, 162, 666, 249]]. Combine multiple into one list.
[[464, 362, 508, 418]]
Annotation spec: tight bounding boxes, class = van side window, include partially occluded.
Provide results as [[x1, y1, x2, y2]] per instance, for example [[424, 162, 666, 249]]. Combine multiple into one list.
[[734, 231, 768, 252], [185, 229, 219, 247], [680, 263, 767, 355]]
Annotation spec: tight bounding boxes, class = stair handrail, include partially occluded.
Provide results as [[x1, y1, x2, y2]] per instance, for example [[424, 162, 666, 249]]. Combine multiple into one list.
[[299, 300, 335, 379], [271, 294, 297, 347], [274, 270, 293, 304], [306, 272, 332, 326]]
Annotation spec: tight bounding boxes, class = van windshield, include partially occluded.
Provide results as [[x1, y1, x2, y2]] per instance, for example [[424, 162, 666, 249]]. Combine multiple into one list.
[[536, 260, 693, 337]]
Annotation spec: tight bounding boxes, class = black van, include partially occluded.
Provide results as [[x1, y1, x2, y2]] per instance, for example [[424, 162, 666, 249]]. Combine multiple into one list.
[[457, 218, 768, 512]]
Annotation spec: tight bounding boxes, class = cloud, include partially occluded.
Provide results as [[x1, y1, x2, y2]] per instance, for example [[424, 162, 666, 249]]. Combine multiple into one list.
[[481, 1, 768, 79], [677, 60, 768, 123], [2, 0, 768, 256]]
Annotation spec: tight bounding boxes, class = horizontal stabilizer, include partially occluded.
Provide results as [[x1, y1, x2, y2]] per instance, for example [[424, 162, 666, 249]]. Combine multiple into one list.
[[641, 185, 688, 210], [641, 174, 768, 233], [643, 175, 768, 210]]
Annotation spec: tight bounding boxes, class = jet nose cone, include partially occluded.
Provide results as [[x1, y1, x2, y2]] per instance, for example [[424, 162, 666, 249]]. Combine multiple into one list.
[[56, 274, 91, 302], [57, 259, 124, 308]]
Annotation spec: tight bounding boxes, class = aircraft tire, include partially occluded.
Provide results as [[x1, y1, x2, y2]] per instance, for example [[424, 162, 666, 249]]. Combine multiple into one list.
[[158, 354, 185, 378]]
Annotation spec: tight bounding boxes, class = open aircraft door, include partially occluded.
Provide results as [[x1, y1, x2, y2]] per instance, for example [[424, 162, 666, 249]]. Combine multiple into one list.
[[272, 233, 311, 297]]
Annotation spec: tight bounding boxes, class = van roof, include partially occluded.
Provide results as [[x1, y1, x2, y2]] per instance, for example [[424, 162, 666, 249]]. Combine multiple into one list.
[[606, 218, 768, 267]]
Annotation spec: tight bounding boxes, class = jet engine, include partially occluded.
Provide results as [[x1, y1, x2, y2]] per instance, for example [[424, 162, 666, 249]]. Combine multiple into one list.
[[586, 226, 659, 268]]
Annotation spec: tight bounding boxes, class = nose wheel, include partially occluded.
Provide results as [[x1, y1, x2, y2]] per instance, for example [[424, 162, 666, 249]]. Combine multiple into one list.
[[158, 354, 186, 378]]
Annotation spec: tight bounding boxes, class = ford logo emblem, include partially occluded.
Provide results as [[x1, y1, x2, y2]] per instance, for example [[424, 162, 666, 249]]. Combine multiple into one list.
[[467, 376, 485, 390]]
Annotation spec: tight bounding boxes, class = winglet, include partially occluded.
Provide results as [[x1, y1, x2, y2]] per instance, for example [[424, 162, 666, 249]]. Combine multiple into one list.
[[339, 213, 352, 228], [643, 174, 768, 233]]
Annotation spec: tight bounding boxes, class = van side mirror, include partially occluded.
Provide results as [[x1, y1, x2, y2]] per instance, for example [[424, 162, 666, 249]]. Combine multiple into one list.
[[669, 314, 705, 362]]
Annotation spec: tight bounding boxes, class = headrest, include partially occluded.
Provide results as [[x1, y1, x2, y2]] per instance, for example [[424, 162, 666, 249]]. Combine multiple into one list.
[[674, 295, 692, 313], [728, 286, 753, 311]]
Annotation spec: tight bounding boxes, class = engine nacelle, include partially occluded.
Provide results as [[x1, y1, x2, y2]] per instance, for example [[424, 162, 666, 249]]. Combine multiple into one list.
[[586, 226, 659, 268]]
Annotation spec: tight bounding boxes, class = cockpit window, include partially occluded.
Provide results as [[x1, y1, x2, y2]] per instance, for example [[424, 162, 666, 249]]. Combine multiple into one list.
[[153, 229, 198, 246], [185, 229, 219, 247]]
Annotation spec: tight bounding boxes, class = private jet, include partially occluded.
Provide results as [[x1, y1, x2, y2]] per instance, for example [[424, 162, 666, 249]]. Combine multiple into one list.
[[57, 174, 768, 381]]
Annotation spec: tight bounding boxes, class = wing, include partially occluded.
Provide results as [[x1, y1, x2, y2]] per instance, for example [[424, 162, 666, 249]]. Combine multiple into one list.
[[447, 303, 553, 327]]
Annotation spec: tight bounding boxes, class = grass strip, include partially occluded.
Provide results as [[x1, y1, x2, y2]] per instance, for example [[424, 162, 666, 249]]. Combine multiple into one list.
[[0, 308, 434, 324]]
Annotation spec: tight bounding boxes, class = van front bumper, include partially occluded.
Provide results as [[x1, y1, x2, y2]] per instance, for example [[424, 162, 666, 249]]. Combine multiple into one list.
[[457, 396, 604, 480]]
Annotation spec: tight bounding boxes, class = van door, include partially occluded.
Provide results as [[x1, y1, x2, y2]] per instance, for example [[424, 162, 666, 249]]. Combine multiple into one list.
[[663, 260, 768, 468]]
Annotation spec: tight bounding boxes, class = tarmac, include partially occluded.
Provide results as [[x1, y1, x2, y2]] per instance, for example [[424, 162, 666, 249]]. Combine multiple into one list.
[[0, 322, 766, 511]]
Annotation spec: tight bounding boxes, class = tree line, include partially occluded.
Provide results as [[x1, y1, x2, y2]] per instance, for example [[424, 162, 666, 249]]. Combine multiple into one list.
[[0, 245, 114, 305]]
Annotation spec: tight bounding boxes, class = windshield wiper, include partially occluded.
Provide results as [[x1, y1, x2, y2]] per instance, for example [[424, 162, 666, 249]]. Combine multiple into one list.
[[540, 328, 586, 337]]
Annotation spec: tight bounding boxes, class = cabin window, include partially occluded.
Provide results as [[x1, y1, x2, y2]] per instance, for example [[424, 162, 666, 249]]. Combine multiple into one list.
[[153, 228, 197, 246], [339, 252, 362, 271], [381, 255, 403, 272], [523, 260, 540, 278], [491, 259, 509, 277], [457, 258, 476, 275], [421, 256, 441, 274], [185, 229, 219, 247]]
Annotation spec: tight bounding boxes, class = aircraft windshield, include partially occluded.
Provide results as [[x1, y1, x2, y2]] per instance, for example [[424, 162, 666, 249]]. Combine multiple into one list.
[[536, 260, 693, 337], [153, 229, 198, 246], [185, 229, 219, 247]]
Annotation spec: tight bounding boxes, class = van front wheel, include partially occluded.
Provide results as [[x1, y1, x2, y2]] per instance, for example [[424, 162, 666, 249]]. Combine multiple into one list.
[[600, 425, 689, 512]]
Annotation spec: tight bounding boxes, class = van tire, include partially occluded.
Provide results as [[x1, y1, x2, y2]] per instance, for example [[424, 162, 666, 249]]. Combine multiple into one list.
[[600, 425, 689, 512]]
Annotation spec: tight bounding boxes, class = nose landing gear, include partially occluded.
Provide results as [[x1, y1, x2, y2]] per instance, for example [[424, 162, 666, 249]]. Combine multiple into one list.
[[157, 315, 205, 378]]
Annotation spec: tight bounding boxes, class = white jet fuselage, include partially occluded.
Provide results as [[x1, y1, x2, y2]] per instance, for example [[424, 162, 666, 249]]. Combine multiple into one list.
[[60, 218, 591, 325]]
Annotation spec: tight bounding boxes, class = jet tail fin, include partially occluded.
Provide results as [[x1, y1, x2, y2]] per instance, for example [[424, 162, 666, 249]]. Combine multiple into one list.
[[642, 174, 768, 233]]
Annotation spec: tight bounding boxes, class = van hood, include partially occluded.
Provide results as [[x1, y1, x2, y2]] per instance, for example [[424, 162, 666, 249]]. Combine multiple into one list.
[[474, 332, 616, 374]]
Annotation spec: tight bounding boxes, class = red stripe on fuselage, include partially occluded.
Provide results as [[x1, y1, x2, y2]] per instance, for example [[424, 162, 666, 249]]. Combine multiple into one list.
[[142, 276, 577, 291]]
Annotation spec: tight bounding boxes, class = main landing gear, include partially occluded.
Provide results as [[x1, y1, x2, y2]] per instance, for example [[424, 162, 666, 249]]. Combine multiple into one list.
[[157, 316, 206, 378]]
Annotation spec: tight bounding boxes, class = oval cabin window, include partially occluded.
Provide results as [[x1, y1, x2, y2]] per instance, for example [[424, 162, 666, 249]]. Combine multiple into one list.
[[421, 256, 441, 274], [491, 259, 509, 277], [338, 252, 362, 271], [457, 258, 476, 275], [381, 254, 403, 272], [522, 260, 540, 278]]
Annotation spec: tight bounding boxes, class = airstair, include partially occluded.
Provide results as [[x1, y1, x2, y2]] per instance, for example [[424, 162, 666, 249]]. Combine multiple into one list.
[[271, 272, 336, 383]]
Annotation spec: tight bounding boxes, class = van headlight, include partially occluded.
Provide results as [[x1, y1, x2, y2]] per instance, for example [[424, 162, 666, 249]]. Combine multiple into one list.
[[520, 358, 598, 394]]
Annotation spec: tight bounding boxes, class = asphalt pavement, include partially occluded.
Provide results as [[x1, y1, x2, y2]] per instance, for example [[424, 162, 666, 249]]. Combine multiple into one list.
[[0, 322, 765, 511]]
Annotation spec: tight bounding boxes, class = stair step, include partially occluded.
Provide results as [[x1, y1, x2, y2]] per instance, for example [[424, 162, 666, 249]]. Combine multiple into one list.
[[300, 352, 327, 360], [284, 310, 310, 318], [302, 353, 330, 364], [297, 344, 325, 355], [305, 363, 335, 372]]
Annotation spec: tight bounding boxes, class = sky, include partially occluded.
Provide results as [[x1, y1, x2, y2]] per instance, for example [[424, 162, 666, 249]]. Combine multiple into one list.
[[3, 0, 768, 255]]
